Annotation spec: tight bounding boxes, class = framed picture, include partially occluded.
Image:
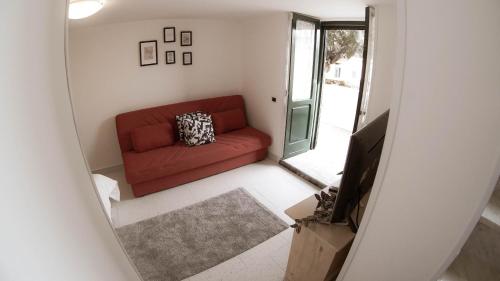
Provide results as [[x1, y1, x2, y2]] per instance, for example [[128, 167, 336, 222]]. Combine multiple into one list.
[[180, 31, 192, 46], [166, 51, 176, 64], [163, 27, 175, 43], [183, 52, 192, 65], [139, 40, 158, 66]]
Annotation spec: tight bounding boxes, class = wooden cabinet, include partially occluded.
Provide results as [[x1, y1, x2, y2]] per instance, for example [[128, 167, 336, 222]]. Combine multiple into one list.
[[284, 194, 355, 281]]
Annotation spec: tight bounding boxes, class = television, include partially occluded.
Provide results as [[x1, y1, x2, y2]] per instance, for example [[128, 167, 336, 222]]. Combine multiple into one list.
[[331, 110, 390, 232]]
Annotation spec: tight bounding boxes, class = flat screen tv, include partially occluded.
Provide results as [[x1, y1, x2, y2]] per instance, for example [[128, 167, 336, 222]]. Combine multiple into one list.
[[331, 110, 390, 232]]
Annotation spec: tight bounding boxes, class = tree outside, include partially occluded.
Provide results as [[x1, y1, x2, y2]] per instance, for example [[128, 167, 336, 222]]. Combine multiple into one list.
[[324, 30, 363, 72]]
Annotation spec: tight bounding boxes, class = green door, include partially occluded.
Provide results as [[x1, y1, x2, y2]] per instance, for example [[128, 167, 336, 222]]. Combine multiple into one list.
[[283, 14, 321, 159]]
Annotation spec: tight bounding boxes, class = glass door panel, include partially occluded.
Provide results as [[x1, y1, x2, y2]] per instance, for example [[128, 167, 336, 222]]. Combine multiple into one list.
[[322, 29, 365, 132], [291, 20, 316, 102]]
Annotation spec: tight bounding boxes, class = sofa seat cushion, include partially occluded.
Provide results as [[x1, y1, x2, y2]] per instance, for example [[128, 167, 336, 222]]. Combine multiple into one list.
[[123, 127, 271, 184]]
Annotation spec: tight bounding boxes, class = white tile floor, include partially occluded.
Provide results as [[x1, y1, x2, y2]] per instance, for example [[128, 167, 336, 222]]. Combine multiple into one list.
[[102, 159, 320, 281]]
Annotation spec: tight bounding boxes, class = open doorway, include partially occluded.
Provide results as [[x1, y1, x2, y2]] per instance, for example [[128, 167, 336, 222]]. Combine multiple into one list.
[[282, 11, 373, 187]]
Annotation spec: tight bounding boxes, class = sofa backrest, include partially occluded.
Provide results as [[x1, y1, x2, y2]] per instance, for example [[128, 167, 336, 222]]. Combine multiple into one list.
[[115, 95, 246, 153]]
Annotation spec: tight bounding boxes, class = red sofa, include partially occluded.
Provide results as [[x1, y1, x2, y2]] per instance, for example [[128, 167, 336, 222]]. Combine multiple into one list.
[[115, 95, 272, 197]]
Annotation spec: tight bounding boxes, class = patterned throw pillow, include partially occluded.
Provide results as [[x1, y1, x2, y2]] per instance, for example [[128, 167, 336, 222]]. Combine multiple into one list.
[[176, 111, 203, 141], [180, 113, 216, 146]]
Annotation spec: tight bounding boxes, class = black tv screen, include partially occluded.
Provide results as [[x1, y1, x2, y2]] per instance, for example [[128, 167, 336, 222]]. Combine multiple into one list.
[[331, 110, 390, 230]]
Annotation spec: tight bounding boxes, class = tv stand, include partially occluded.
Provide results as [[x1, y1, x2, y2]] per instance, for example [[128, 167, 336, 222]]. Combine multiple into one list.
[[284, 189, 355, 281]]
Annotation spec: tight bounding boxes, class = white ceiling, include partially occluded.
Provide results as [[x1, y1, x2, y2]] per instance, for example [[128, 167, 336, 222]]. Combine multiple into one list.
[[69, 0, 394, 28]]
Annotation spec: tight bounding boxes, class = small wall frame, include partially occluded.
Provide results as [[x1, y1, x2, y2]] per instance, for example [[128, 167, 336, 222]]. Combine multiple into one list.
[[180, 31, 192, 46], [166, 51, 176, 64], [163, 27, 176, 43], [182, 52, 192, 65]]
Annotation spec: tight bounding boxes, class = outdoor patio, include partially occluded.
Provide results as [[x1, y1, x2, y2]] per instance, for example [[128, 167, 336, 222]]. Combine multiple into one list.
[[282, 83, 358, 187]]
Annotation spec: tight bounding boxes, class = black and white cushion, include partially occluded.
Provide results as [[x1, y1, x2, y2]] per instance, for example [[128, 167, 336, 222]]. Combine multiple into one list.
[[176, 111, 203, 141], [179, 113, 216, 146]]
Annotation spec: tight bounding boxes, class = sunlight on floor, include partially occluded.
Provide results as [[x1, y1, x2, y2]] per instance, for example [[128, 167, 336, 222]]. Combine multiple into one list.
[[283, 125, 350, 186]]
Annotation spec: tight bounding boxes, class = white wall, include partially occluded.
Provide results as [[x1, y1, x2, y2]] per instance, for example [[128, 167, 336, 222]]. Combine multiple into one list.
[[69, 19, 243, 170], [0, 1, 140, 281], [364, 4, 397, 123], [240, 13, 291, 159], [340, 0, 500, 280]]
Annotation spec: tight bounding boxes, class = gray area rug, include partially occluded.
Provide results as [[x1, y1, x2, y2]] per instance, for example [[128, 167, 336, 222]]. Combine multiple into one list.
[[116, 188, 288, 281]]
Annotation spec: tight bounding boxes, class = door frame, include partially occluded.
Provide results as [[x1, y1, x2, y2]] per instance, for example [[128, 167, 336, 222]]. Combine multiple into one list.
[[311, 17, 370, 148], [283, 11, 370, 156]]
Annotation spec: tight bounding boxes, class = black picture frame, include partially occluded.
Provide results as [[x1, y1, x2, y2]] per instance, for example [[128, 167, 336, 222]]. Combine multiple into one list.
[[166, 51, 176, 64], [139, 40, 158, 66], [180, 31, 192, 46], [163, 27, 176, 43], [182, 52, 192, 65]]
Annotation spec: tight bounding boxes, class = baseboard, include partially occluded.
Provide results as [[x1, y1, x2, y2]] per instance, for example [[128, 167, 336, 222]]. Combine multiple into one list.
[[92, 164, 124, 175], [267, 152, 281, 162]]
